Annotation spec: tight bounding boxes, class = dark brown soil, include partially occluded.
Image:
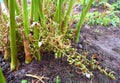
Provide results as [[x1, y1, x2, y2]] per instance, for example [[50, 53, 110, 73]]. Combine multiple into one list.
[[0, 53, 97, 83]]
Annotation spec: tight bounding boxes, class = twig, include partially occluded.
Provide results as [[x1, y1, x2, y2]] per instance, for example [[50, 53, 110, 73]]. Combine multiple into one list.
[[26, 74, 49, 83]]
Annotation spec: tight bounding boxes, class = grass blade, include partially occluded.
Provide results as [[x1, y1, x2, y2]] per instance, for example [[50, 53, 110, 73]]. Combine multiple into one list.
[[0, 67, 6, 83]]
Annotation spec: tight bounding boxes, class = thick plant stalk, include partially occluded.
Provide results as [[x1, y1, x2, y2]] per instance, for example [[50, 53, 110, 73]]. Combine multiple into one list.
[[62, 0, 74, 34], [21, 31, 32, 64], [33, 0, 39, 40], [54, 0, 64, 56], [54, 0, 63, 22], [58, 0, 63, 24], [56, 0, 63, 34], [9, 0, 18, 71], [22, 0, 29, 38], [33, 0, 40, 61], [0, 67, 6, 83], [75, 0, 94, 43], [38, 0, 45, 29], [6, 0, 20, 15]]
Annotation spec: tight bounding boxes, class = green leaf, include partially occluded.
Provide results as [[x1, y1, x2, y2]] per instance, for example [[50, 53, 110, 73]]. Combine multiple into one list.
[[21, 80, 27, 83]]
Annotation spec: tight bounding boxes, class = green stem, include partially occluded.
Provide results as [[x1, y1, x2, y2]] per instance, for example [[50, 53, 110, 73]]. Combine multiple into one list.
[[62, 0, 74, 34], [75, 0, 94, 43], [9, 0, 18, 71], [58, 0, 63, 34], [0, 67, 6, 83], [38, 0, 46, 29], [22, 0, 32, 63], [33, 0, 40, 61], [22, 0, 29, 38], [54, 0, 63, 22], [33, 0, 39, 40]]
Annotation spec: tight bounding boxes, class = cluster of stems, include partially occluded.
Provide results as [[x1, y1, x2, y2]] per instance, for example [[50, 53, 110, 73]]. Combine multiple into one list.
[[7, 0, 93, 70]]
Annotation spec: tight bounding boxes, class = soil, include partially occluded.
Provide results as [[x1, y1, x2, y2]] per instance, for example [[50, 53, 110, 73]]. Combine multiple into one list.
[[0, 54, 96, 83], [78, 24, 120, 83]]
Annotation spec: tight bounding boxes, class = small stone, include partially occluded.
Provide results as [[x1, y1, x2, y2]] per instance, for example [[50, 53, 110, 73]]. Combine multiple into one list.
[[4, 63, 10, 68], [78, 44, 83, 49], [84, 24, 90, 29], [21, 69, 26, 74], [1, 62, 6, 66]]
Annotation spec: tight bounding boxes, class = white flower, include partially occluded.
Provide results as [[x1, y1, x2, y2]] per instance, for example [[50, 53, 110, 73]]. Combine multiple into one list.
[[30, 22, 38, 28], [85, 73, 91, 79], [38, 41, 43, 47]]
